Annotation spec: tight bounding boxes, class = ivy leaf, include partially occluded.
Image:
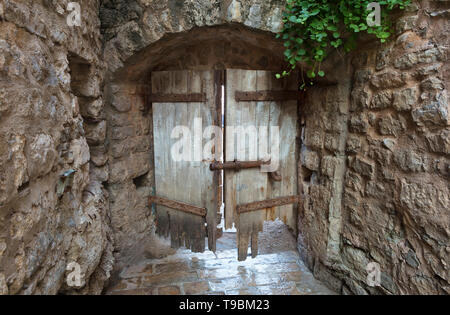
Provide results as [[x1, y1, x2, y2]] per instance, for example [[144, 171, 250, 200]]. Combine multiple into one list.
[[327, 25, 338, 32], [310, 9, 320, 16], [284, 49, 293, 58], [379, 31, 391, 39], [279, 0, 408, 85], [289, 16, 298, 23]]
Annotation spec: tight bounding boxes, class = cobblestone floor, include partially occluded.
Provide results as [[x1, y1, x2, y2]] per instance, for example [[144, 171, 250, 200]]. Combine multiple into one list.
[[107, 232, 336, 295]]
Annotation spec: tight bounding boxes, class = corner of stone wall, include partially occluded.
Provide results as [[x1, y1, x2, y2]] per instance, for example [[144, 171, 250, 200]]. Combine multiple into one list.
[[0, 0, 114, 295], [298, 0, 449, 295]]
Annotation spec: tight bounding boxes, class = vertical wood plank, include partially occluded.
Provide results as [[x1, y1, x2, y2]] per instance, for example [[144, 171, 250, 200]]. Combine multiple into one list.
[[224, 69, 299, 260], [152, 70, 218, 253]]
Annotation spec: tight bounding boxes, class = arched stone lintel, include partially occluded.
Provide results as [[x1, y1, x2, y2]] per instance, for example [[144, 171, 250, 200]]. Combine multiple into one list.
[[110, 24, 289, 83]]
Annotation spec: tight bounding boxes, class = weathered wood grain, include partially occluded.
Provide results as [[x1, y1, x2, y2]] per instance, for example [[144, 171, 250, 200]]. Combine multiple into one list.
[[235, 90, 303, 102], [149, 93, 206, 103], [152, 70, 218, 253], [225, 69, 299, 261]]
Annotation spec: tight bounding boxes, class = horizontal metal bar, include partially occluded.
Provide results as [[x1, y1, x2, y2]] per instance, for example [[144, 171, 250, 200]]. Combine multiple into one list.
[[235, 90, 302, 102], [237, 195, 300, 214], [210, 160, 269, 171], [149, 196, 207, 217], [149, 93, 206, 103]]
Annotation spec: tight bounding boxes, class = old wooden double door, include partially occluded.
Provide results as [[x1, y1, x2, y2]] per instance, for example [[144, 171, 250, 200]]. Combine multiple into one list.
[[150, 69, 299, 261]]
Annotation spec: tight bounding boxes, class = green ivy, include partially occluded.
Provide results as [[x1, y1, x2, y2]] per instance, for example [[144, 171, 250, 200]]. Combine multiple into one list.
[[277, 0, 411, 89]]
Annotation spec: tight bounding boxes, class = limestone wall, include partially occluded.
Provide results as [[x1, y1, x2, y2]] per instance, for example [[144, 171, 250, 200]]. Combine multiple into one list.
[[0, 0, 448, 295], [0, 0, 112, 294], [298, 0, 449, 294]]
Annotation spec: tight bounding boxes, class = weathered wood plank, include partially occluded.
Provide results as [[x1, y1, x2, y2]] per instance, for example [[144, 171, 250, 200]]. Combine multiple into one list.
[[149, 196, 207, 217], [235, 90, 302, 102], [237, 195, 301, 214], [152, 70, 218, 253], [225, 69, 299, 261]]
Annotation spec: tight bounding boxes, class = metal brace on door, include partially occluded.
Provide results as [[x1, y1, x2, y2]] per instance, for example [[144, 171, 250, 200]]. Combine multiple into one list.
[[210, 160, 282, 181], [149, 196, 207, 217]]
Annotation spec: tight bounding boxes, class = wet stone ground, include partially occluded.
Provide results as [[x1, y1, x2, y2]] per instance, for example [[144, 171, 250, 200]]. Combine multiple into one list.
[[107, 221, 336, 295]]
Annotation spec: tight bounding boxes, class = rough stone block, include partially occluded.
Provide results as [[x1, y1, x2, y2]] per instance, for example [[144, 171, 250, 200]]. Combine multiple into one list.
[[27, 134, 57, 179], [393, 87, 418, 111], [378, 114, 406, 137], [90, 145, 108, 167], [394, 48, 442, 70], [80, 98, 104, 120], [346, 134, 362, 154], [111, 125, 135, 141], [426, 130, 450, 154], [85, 120, 107, 145], [350, 87, 370, 112], [111, 94, 132, 113], [412, 93, 449, 126], [394, 150, 423, 172], [69, 138, 91, 169], [395, 15, 418, 34], [349, 114, 369, 134], [371, 70, 406, 89], [349, 156, 375, 179], [109, 152, 150, 184], [371, 91, 393, 109], [321, 156, 337, 178], [304, 129, 324, 150], [301, 147, 320, 171]]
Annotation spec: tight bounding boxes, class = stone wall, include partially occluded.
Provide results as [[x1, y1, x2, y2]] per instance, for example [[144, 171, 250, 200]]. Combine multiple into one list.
[[298, 0, 449, 295], [100, 0, 286, 75], [0, 0, 448, 295], [0, 0, 112, 294]]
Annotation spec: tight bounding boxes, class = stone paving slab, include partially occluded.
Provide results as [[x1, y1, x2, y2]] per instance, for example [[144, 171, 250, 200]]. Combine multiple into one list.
[[107, 248, 336, 295]]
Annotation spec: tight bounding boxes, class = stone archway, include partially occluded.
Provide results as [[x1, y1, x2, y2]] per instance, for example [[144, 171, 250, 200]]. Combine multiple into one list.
[[99, 0, 353, 289], [101, 0, 286, 74], [102, 22, 296, 267]]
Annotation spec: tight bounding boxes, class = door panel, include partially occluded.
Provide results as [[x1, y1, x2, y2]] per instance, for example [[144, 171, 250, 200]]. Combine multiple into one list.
[[225, 69, 299, 260], [152, 70, 219, 253]]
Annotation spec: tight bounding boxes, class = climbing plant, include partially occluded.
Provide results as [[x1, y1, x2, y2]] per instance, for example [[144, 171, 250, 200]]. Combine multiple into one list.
[[277, 0, 411, 89]]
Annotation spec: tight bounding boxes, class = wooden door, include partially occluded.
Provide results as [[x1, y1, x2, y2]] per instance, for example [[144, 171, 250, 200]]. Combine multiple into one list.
[[151, 70, 222, 253], [224, 69, 300, 261]]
